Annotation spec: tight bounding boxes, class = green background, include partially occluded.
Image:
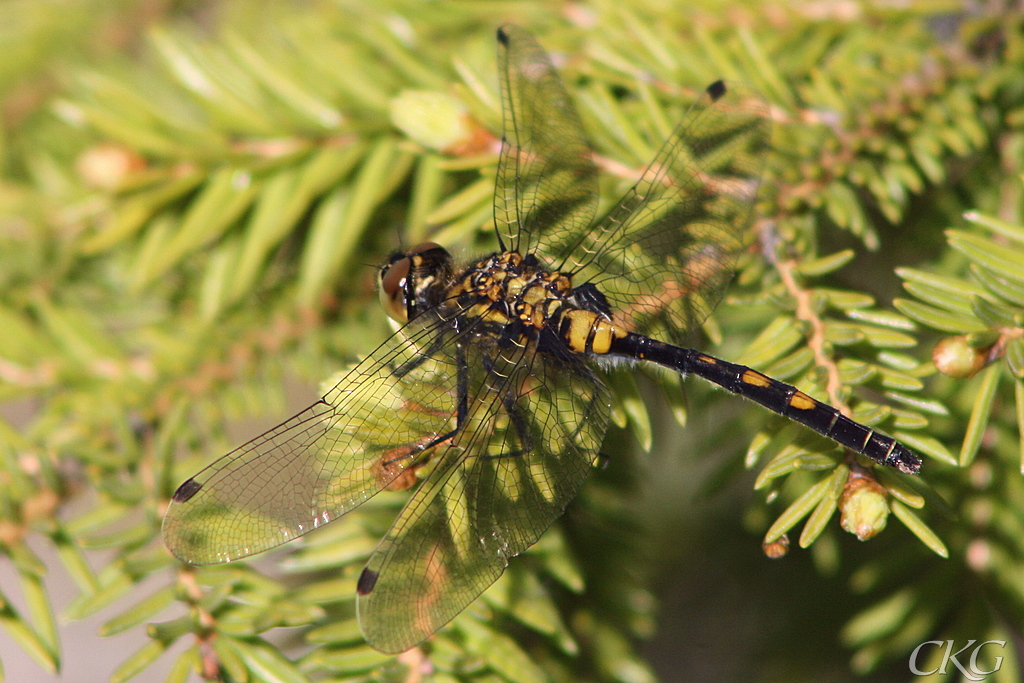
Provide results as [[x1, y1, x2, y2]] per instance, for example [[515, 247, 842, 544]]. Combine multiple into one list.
[[0, 1, 1022, 681]]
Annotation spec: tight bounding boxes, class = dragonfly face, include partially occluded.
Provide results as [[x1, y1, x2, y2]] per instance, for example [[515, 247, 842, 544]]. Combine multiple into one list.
[[378, 242, 453, 324], [163, 25, 918, 656]]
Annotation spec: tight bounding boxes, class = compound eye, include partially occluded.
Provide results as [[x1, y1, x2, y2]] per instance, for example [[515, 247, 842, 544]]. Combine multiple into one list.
[[378, 256, 411, 323], [408, 241, 443, 257]]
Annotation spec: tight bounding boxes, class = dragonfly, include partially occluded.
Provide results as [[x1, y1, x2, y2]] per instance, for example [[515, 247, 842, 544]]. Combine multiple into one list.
[[163, 25, 921, 655]]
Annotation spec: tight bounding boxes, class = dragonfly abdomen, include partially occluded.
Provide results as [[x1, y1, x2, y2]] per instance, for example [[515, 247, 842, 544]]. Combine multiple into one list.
[[608, 333, 921, 474]]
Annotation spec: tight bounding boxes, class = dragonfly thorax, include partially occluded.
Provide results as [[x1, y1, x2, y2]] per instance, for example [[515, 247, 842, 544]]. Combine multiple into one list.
[[451, 250, 628, 356], [380, 244, 625, 355]]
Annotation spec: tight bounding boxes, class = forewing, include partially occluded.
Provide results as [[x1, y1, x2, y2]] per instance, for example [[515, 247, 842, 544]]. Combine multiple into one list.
[[557, 80, 771, 345], [162, 310, 467, 565], [493, 25, 599, 257], [356, 340, 610, 653]]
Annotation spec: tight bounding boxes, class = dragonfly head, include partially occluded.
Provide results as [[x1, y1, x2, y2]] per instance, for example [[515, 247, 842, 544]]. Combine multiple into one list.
[[378, 242, 453, 324]]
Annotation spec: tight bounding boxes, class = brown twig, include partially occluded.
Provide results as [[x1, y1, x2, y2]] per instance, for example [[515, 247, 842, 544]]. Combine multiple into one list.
[[775, 257, 852, 415]]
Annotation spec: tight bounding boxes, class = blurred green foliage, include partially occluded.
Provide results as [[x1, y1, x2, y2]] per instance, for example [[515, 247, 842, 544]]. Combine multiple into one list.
[[1, 0, 1024, 681]]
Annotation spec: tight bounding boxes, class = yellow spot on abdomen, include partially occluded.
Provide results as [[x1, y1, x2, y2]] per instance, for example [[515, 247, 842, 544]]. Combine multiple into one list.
[[789, 391, 817, 411], [591, 327, 612, 354], [564, 310, 594, 353], [589, 319, 627, 354], [741, 370, 772, 388]]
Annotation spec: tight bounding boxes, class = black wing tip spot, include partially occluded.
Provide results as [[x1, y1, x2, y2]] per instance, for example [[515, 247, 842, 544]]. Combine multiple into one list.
[[497, 26, 511, 44], [357, 567, 380, 595], [172, 478, 203, 503], [707, 79, 727, 101]]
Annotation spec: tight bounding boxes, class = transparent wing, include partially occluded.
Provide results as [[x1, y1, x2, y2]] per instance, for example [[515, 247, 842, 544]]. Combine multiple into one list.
[[356, 338, 610, 653], [162, 308, 475, 565], [493, 25, 600, 257], [495, 25, 770, 345], [559, 80, 771, 345]]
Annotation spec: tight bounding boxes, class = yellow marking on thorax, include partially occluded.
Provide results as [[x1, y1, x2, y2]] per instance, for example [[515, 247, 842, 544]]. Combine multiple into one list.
[[467, 301, 504, 323], [522, 283, 549, 305], [505, 277, 525, 297]]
